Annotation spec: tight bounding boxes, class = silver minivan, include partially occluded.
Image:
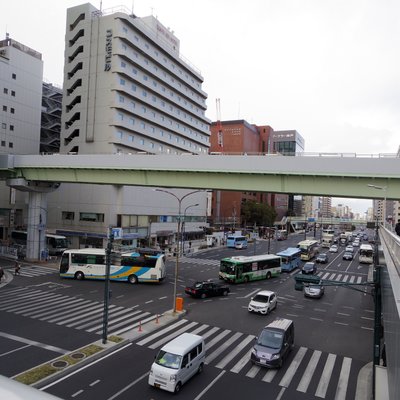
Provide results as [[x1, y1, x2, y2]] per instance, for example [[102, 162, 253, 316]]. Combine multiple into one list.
[[148, 333, 205, 393]]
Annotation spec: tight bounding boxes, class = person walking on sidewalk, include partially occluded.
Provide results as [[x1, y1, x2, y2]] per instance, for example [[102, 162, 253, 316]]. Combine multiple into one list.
[[14, 261, 21, 276]]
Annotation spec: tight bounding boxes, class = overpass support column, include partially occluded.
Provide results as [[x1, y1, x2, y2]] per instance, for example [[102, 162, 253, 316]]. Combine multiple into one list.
[[26, 192, 48, 261], [6, 178, 61, 262]]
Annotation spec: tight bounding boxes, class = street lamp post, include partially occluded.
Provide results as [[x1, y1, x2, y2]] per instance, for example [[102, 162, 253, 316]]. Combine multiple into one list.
[[182, 203, 199, 255], [155, 189, 203, 313], [367, 184, 387, 227]]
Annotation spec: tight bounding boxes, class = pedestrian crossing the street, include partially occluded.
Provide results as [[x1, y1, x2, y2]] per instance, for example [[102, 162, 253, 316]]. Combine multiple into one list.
[[0, 287, 156, 336], [134, 318, 359, 400]]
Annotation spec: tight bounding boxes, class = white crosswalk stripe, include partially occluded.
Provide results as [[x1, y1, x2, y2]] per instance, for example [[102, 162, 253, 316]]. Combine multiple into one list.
[[17, 265, 57, 277], [179, 257, 219, 266], [0, 287, 158, 336], [316, 272, 367, 285], [133, 319, 357, 399]]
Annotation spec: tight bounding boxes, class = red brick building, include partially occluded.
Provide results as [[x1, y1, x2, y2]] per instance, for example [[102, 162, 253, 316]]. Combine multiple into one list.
[[209, 120, 277, 228]]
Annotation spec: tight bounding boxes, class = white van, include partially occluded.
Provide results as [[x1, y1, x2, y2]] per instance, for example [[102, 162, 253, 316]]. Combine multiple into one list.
[[148, 332, 205, 393]]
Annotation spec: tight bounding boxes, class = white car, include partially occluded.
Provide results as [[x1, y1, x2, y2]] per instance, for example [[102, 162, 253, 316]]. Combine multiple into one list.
[[345, 245, 354, 253], [248, 290, 277, 315], [329, 245, 338, 253]]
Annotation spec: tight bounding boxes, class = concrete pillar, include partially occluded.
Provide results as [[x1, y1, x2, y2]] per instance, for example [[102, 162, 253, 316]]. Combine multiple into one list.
[[26, 192, 48, 261]]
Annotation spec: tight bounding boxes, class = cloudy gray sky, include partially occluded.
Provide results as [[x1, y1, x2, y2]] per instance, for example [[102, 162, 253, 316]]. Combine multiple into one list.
[[3, 0, 396, 213]]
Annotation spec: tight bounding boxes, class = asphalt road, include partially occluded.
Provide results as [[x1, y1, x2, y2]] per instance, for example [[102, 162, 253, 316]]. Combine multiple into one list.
[[0, 230, 374, 399]]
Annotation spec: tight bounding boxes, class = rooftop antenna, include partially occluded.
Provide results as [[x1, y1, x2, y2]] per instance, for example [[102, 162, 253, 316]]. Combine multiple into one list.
[[131, 0, 134, 14], [100, 0, 102, 11]]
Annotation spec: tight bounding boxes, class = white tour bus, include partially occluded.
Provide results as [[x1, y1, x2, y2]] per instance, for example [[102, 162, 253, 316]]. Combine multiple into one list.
[[59, 248, 166, 283]]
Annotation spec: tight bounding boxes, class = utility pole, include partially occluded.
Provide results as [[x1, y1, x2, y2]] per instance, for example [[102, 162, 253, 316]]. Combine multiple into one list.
[[102, 228, 113, 344]]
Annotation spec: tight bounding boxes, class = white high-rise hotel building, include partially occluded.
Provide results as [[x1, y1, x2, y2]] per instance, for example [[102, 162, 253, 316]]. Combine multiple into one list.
[[47, 3, 211, 248]]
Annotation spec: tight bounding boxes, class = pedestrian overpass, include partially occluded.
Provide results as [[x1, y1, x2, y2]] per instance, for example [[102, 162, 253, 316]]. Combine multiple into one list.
[[0, 152, 400, 398]]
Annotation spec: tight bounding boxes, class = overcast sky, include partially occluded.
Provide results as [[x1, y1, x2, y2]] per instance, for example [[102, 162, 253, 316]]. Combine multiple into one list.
[[3, 0, 397, 214]]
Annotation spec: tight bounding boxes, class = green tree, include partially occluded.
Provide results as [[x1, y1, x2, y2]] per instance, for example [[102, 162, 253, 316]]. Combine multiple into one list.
[[241, 201, 277, 227]]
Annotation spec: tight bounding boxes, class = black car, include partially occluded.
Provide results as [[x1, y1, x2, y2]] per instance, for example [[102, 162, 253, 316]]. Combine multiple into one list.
[[184, 281, 230, 299], [316, 253, 329, 264], [342, 251, 353, 261], [301, 262, 317, 275]]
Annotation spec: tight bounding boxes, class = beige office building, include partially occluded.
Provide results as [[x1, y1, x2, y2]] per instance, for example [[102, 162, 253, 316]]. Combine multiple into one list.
[[47, 3, 210, 248]]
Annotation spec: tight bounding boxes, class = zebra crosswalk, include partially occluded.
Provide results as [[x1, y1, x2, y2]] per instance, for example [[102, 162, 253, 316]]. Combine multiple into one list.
[[134, 318, 359, 399], [317, 271, 366, 284], [179, 256, 220, 267], [12, 265, 58, 278], [0, 287, 156, 336]]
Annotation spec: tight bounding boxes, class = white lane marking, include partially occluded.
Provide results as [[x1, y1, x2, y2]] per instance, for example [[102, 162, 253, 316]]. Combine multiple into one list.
[[230, 349, 252, 374], [315, 353, 336, 398], [279, 346, 307, 387], [40, 343, 133, 391], [246, 364, 260, 378], [89, 379, 100, 387], [262, 368, 278, 383], [149, 321, 198, 349], [107, 371, 149, 400], [240, 288, 262, 299], [205, 329, 231, 351], [206, 332, 242, 364], [0, 332, 68, 356], [136, 319, 188, 346], [0, 344, 31, 358], [297, 350, 322, 392], [193, 370, 226, 400], [334, 357, 352, 400], [72, 389, 84, 397], [216, 334, 255, 369]]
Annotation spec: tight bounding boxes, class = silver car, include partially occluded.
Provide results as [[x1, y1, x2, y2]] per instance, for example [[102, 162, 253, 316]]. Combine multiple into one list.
[[304, 284, 324, 299]]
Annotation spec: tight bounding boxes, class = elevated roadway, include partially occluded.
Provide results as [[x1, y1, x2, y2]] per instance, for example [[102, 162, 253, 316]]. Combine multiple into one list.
[[1, 153, 400, 199]]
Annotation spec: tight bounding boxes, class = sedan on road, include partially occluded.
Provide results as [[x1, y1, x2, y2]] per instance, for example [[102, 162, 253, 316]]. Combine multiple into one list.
[[301, 262, 317, 275], [343, 251, 354, 261], [316, 253, 329, 264], [248, 290, 277, 315], [329, 245, 338, 253], [184, 281, 230, 299], [304, 284, 325, 299]]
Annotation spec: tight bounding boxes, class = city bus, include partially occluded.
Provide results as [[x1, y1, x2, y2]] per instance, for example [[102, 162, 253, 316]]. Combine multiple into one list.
[[59, 248, 166, 283], [11, 230, 69, 256], [359, 244, 374, 264], [219, 254, 281, 283], [277, 247, 302, 272], [226, 235, 248, 249], [297, 239, 319, 261]]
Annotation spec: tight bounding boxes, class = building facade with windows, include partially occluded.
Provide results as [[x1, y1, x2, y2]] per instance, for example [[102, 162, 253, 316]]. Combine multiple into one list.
[[46, 3, 210, 249], [209, 121, 305, 226], [0, 35, 44, 241]]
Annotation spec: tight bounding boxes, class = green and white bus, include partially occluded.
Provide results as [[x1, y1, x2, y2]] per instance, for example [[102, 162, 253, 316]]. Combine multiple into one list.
[[219, 254, 281, 283]]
